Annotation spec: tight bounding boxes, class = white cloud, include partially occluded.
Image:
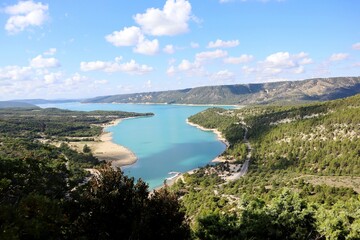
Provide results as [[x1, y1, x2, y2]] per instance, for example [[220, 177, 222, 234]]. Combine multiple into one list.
[[299, 57, 313, 65], [166, 66, 176, 76], [44, 48, 57, 56], [242, 65, 256, 75], [329, 53, 349, 62], [30, 55, 61, 68], [0, 52, 118, 100], [120, 60, 153, 74], [178, 59, 194, 71], [263, 52, 296, 68], [0, 52, 61, 85], [352, 42, 360, 50], [79, 61, 107, 72], [168, 49, 228, 77], [240, 51, 312, 81], [195, 49, 228, 62], [134, 39, 159, 55], [261, 52, 312, 71], [263, 67, 282, 75], [105, 26, 159, 55], [65, 73, 87, 86], [94, 79, 108, 85], [105, 26, 143, 47], [207, 39, 240, 48], [0, 65, 32, 81], [190, 42, 200, 48], [163, 44, 175, 54], [168, 58, 176, 65], [106, 0, 194, 56], [44, 71, 62, 84], [224, 54, 254, 64], [293, 65, 305, 74], [134, 0, 192, 36], [114, 56, 123, 62], [210, 70, 235, 81], [80, 57, 153, 75], [169, 59, 204, 76], [144, 80, 152, 89], [4, 0, 49, 34]]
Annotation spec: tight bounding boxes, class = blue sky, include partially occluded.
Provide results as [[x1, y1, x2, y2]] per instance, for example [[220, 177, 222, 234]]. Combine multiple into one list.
[[0, 0, 359, 100]]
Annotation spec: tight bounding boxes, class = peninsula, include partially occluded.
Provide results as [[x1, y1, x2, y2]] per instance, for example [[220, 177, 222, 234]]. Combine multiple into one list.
[[0, 107, 153, 168]]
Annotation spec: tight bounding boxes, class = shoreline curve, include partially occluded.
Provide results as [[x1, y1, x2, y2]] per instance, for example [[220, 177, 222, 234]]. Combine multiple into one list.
[[157, 119, 229, 190], [96, 118, 138, 168], [185, 118, 229, 148]]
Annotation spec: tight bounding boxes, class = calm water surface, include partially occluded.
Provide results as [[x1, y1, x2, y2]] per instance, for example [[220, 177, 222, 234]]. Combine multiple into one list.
[[39, 102, 228, 188]]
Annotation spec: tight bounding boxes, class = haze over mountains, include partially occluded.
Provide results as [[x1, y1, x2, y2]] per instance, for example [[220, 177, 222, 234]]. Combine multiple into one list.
[[0, 101, 38, 109], [84, 77, 360, 105]]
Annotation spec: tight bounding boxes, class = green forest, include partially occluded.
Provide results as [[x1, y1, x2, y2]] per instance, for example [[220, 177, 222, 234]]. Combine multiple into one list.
[[0, 108, 191, 239], [174, 94, 360, 239], [1, 94, 360, 239], [0, 107, 153, 139]]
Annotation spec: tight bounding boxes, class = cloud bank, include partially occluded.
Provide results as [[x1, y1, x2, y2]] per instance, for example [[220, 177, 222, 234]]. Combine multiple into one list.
[[4, 0, 49, 34]]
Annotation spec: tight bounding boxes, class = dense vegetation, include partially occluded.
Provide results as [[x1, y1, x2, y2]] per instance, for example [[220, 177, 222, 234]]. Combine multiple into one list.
[[189, 95, 360, 174], [1, 107, 191, 239], [85, 76, 360, 105], [0, 107, 153, 139], [2, 92, 360, 239], [1, 161, 189, 239], [174, 94, 360, 239]]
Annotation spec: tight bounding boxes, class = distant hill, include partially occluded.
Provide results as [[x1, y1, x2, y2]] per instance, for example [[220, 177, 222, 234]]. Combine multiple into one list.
[[84, 76, 360, 105], [14, 99, 80, 104], [0, 101, 39, 109]]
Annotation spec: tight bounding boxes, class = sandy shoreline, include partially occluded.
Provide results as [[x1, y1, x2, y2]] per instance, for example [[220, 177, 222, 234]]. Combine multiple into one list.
[[186, 119, 231, 163], [186, 119, 229, 148], [70, 118, 137, 168]]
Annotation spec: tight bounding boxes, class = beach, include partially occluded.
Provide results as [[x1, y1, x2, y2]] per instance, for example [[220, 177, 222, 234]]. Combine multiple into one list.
[[70, 118, 137, 168], [92, 131, 137, 168], [186, 119, 229, 148]]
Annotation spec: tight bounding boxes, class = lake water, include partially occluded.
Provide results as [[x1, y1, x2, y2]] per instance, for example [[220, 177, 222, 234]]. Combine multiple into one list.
[[38, 102, 228, 188]]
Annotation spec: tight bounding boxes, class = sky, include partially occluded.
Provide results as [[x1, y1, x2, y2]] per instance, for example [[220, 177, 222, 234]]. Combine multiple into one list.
[[0, 0, 360, 100]]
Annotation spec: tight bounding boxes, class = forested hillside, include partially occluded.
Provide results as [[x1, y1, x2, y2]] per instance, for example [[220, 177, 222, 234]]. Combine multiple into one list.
[[85, 76, 360, 105], [2, 94, 360, 239], [173, 94, 360, 239], [0, 108, 190, 239]]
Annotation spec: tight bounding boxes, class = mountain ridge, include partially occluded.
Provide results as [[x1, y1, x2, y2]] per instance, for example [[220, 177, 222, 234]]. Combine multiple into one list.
[[13, 99, 80, 104], [84, 76, 360, 105], [0, 101, 39, 109]]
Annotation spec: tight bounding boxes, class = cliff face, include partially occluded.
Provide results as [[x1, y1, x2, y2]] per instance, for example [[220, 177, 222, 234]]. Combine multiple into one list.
[[84, 76, 360, 105]]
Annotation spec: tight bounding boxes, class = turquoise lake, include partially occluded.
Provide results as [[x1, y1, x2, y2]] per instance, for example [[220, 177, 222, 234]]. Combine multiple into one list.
[[38, 103, 228, 188]]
